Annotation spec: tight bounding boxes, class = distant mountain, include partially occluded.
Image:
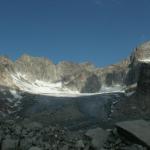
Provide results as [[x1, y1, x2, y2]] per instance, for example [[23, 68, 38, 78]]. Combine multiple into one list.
[[1, 41, 150, 128], [0, 41, 150, 96], [0, 51, 129, 96]]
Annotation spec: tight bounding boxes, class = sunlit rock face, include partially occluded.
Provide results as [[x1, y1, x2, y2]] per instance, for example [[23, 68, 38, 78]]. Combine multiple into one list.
[[0, 56, 14, 87], [96, 59, 129, 87], [132, 41, 150, 62], [125, 41, 150, 85], [14, 54, 58, 82]]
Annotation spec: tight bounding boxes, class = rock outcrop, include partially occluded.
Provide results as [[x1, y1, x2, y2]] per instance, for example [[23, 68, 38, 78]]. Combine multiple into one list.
[[96, 59, 129, 86], [137, 63, 150, 94], [116, 120, 150, 148], [0, 56, 14, 87], [125, 41, 150, 86]]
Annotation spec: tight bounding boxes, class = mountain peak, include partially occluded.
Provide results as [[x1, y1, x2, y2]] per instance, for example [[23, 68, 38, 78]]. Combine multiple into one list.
[[131, 41, 150, 63]]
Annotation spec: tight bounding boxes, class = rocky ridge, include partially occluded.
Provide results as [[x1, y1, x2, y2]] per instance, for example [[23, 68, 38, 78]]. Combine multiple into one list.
[[1, 41, 149, 95], [0, 50, 130, 94]]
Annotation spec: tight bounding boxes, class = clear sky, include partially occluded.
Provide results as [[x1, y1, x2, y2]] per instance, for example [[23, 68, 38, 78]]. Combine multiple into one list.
[[0, 0, 150, 67]]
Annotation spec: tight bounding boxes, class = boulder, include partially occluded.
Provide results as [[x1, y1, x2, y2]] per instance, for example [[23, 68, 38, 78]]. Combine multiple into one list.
[[28, 146, 42, 150], [85, 127, 109, 150], [116, 120, 150, 148], [75, 140, 85, 149], [1, 138, 18, 150], [23, 122, 43, 131], [122, 144, 147, 150]]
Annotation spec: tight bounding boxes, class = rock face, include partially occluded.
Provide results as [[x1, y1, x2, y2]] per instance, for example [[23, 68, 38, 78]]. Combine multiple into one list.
[[137, 63, 150, 94], [14, 54, 57, 82], [125, 41, 150, 86], [0, 56, 14, 87], [0, 55, 102, 93], [131, 41, 150, 62], [96, 59, 130, 86]]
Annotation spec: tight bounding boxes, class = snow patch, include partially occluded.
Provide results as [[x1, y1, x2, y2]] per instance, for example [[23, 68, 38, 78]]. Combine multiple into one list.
[[126, 91, 135, 97], [11, 72, 125, 97], [100, 85, 125, 93], [9, 89, 22, 99], [138, 59, 150, 63]]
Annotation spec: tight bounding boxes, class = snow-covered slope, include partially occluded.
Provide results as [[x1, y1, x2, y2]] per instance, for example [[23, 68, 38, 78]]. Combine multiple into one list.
[[10, 72, 125, 97], [138, 58, 150, 63]]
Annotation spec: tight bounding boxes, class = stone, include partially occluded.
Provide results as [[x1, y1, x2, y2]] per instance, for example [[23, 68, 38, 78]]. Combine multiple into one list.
[[20, 138, 32, 150], [85, 127, 109, 150], [60, 145, 69, 150], [122, 144, 147, 150], [24, 122, 43, 131], [116, 120, 150, 148], [28, 146, 42, 150], [75, 140, 85, 148], [14, 125, 22, 135], [2, 138, 18, 150]]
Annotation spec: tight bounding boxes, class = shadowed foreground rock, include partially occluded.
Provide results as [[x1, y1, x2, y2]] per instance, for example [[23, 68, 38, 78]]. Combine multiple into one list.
[[85, 128, 109, 150], [116, 120, 150, 148], [0, 119, 149, 150]]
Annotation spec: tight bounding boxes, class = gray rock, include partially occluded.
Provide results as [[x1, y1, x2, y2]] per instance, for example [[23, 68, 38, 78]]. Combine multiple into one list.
[[2, 138, 18, 150], [137, 63, 150, 93], [122, 144, 147, 150], [28, 146, 42, 150], [20, 138, 32, 150], [14, 125, 22, 135], [24, 122, 43, 130], [60, 145, 69, 150], [75, 140, 85, 148], [85, 127, 109, 150], [116, 120, 150, 148], [0, 130, 4, 140]]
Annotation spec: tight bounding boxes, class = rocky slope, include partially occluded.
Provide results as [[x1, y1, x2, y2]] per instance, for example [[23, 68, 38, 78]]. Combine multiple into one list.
[[0, 55, 102, 95], [0, 54, 128, 95], [0, 119, 149, 150]]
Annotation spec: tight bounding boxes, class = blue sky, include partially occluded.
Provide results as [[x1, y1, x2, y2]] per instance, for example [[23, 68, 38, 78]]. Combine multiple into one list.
[[0, 0, 150, 67]]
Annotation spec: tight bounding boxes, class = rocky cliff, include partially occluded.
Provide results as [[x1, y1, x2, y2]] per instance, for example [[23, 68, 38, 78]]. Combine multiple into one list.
[[0, 55, 125, 95], [125, 41, 150, 86], [0, 41, 150, 95]]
